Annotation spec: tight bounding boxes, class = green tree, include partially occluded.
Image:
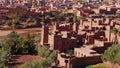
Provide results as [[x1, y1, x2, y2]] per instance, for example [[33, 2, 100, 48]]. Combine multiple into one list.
[[0, 40, 11, 68], [37, 46, 50, 58], [36, 45, 58, 62], [6, 13, 22, 29], [102, 44, 120, 64], [48, 50, 58, 62], [6, 31, 23, 54], [6, 31, 38, 55], [22, 33, 37, 54]]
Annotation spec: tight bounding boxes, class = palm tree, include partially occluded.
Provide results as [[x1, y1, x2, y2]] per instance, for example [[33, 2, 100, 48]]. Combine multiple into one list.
[[112, 28, 119, 44]]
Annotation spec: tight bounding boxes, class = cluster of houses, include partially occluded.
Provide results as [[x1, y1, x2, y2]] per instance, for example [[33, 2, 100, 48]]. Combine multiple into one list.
[[0, 0, 120, 68], [39, 1, 120, 68], [41, 17, 120, 68]]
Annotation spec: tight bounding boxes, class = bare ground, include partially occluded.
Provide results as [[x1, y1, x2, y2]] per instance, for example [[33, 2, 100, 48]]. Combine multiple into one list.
[[8, 55, 43, 68]]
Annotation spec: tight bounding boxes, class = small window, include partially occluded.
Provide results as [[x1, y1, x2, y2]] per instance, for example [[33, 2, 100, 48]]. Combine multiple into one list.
[[78, 52, 80, 55], [81, 53, 83, 56], [65, 60, 68, 63]]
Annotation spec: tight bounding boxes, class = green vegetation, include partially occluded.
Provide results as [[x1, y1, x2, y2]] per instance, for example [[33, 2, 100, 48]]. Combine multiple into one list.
[[20, 59, 52, 68], [0, 40, 11, 68], [6, 13, 22, 29], [37, 46, 58, 62], [25, 18, 37, 28], [0, 31, 58, 68], [0, 30, 57, 68], [21, 33, 37, 54], [86, 66, 108, 68], [37, 46, 50, 58], [20, 46, 58, 68], [102, 44, 120, 64], [6, 31, 37, 54], [6, 31, 23, 54], [67, 49, 74, 56], [0, 8, 80, 30]]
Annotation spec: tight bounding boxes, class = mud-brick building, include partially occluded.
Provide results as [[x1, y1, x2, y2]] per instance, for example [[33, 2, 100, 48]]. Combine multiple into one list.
[[40, 16, 118, 52]]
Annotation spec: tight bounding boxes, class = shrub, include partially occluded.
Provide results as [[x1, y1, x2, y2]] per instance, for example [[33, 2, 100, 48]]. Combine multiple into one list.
[[37, 46, 50, 58], [6, 31, 37, 55], [48, 50, 58, 62], [21, 33, 37, 54], [37, 46, 58, 61], [20, 59, 52, 68], [0, 40, 11, 68], [102, 44, 120, 64], [35, 46, 58, 67], [6, 31, 23, 54]]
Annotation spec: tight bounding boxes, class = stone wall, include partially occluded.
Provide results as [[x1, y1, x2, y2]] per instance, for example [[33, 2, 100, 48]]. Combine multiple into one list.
[[71, 56, 102, 67]]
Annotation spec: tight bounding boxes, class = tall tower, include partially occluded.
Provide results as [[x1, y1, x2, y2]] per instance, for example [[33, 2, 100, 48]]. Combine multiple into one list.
[[41, 24, 49, 45]]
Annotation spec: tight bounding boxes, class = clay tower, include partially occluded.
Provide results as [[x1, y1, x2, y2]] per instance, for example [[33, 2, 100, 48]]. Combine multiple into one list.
[[41, 23, 49, 45]]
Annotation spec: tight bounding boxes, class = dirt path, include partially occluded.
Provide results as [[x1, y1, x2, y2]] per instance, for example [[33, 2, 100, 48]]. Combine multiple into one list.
[[0, 28, 42, 40]]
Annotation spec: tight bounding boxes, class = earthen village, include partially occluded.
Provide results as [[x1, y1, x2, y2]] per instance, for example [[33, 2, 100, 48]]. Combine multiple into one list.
[[0, 0, 120, 68], [41, 13, 120, 68]]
